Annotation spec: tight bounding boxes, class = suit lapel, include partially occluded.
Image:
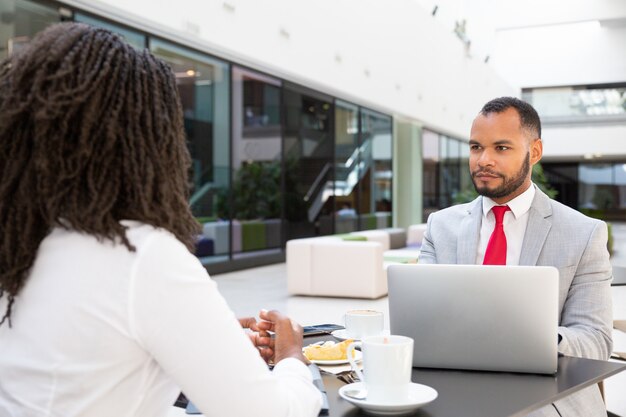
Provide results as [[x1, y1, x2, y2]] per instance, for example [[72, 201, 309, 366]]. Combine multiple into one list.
[[519, 187, 553, 266], [457, 197, 483, 264]]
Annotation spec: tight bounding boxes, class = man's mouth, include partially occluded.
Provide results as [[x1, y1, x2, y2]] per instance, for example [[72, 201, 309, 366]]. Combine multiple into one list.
[[473, 171, 501, 180]]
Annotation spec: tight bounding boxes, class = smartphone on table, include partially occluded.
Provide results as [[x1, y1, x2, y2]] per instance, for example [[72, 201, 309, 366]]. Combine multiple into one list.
[[302, 323, 344, 337]]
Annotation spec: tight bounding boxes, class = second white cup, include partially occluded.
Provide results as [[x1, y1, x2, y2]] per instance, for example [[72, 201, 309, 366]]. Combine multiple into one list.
[[344, 309, 384, 340], [347, 335, 414, 404]]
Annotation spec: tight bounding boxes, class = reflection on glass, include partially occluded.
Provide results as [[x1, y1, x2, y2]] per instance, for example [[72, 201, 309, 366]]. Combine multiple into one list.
[[439, 137, 460, 207], [283, 84, 333, 239], [523, 86, 626, 118], [579, 164, 614, 213], [422, 131, 469, 220], [459, 141, 472, 196], [334, 100, 359, 233], [243, 79, 280, 131], [150, 39, 230, 261], [361, 109, 392, 230], [422, 129, 439, 221], [0, 0, 58, 61], [232, 67, 283, 253], [542, 163, 579, 209], [577, 163, 626, 220], [75, 13, 145, 49]]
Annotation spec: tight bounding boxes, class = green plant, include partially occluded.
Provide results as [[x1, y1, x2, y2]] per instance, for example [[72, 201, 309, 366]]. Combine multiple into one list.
[[532, 163, 558, 199], [215, 158, 307, 221], [217, 160, 281, 220]]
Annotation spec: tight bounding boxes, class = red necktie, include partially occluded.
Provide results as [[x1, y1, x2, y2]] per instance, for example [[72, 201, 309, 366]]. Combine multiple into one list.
[[483, 205, 511, 265]]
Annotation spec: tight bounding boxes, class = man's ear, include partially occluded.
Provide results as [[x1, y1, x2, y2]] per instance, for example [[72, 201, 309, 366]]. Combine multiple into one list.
[[530, 138, 543, 165]]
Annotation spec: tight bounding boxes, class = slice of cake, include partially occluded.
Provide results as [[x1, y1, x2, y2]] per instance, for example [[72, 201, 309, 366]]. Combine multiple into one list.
[[303, 339, 354, 361]]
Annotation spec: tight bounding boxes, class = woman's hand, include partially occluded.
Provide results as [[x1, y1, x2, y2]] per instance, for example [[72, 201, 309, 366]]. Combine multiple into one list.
[[256, 309, 308, 365]]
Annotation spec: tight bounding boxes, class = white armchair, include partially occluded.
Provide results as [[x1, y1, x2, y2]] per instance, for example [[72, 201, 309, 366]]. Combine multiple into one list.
[[287, 238, 387, 298]]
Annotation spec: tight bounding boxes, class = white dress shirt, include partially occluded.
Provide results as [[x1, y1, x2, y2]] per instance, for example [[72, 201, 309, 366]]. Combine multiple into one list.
[[0, 221, 321, 417], [476, 183, 536, 265]]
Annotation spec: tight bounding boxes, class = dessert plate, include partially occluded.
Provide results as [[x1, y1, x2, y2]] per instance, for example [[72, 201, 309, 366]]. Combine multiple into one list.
[[331, 329, 387, 341], [338, 382, 438, 415], [308, 349, 362, 366], [330, 329, 353, 341]]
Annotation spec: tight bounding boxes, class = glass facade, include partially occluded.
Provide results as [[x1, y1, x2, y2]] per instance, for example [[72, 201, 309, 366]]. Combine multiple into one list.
[[334, 100, 360, 233], [578, 163, 626, 220], [231, 67, 283, 255], [523, 85, 626, 119], [422, 129, 471, 222], [75, 13, 145, 49], [1, 1, 395, 271], [360, 109, 392, 230], [0, 0, 59, 61], [282, 84, 334, 239], [150, 39, 231, 263]]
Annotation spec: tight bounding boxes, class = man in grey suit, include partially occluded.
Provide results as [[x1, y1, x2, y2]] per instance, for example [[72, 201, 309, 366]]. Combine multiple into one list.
[[419, 97, 613, 417]]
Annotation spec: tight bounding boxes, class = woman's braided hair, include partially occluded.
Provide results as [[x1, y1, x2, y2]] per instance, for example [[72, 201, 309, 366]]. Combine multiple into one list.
[[0, 22, 200, 326]]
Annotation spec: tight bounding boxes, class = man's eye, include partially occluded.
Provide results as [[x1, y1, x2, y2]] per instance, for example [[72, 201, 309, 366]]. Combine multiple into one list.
[[497, 146, 509, 151], [470, 145, 481, 150]]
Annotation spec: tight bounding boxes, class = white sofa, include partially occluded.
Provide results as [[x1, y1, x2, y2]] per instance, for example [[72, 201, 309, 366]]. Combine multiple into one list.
[[286, 225, 426, 298], [287, 238, 387, 298]]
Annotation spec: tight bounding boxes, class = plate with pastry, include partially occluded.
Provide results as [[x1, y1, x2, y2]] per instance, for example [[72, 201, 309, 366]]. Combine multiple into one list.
[[303, 339, 362, 365]]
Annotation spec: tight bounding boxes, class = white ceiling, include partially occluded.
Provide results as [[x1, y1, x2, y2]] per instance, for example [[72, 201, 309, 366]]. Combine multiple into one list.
[[414, 0, 626, 88]]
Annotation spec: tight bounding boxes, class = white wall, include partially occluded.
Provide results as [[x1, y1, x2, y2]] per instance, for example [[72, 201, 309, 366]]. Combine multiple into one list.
[[493, 22, 626, 88], [61, 0, 517, 139], [542, 124, 626, 161], [412, 0, 626, 89]]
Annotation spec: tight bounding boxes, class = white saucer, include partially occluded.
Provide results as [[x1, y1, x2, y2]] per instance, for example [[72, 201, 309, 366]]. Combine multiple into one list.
[[338, 382, 438, 416], [331, 329, 388, 341], [308, 350, 362, 366], [330, 329, 354, 341]]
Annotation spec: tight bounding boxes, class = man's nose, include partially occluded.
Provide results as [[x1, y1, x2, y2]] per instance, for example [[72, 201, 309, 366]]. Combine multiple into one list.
[[477, 149, 495, 167]]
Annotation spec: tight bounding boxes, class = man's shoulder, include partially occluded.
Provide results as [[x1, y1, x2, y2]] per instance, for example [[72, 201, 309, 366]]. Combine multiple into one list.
[[547, 198, 604, 226], [542, 196, 606, 241]]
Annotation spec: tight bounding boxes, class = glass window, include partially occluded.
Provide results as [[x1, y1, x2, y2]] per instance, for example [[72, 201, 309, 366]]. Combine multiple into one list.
[[523, 85, 626, 118], [283, 83, 334, 239], [446, 138, 461, 205], [438, 136, 459, 207], [459, 140, 472, 198], [542, 163, 579, 209], [150, 39, 230, 262], [615, 164, 626, 214], [74, 13, 145, 50], [579, 164, 613, 212], [231, 67, 283, 253], [360, 109, 392, 229], [422, 129, 439, 221], [0, 0, 59, 61], [334, 100, 359, 233], [240, 72, 281, 136]]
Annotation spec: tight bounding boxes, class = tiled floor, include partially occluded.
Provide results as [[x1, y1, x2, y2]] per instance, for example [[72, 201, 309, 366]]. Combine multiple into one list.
[[170, 223, 626, 416]]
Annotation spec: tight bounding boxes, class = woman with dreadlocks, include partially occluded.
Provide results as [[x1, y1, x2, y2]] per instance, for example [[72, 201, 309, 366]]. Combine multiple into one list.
[[0, 23, 321, 417]]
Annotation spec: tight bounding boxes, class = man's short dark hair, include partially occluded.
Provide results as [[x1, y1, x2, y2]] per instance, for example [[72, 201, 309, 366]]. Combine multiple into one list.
[[480, 97, 541, 139]]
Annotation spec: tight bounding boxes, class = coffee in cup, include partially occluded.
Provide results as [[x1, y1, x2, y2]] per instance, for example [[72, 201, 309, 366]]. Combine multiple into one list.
[[344, 310, 384, 340]]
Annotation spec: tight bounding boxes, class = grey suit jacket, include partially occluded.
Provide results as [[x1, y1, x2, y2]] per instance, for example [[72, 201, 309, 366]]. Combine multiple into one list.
[[419, 186, 613, 417]]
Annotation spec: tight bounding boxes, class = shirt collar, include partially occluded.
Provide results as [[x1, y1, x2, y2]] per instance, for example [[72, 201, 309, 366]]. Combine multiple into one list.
[[482, 183, 536, 220]]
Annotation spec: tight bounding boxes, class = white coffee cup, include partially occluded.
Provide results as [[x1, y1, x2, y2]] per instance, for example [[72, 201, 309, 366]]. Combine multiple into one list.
[[347, 335, 414, 404], [344, 310, 384, 340]]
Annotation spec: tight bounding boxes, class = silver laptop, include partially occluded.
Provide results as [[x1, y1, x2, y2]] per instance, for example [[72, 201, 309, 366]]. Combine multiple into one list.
[[388, 264, 559, 374]]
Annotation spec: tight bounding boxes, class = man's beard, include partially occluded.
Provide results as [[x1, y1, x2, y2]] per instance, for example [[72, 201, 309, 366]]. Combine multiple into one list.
[[471, 153, 530, 200]]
